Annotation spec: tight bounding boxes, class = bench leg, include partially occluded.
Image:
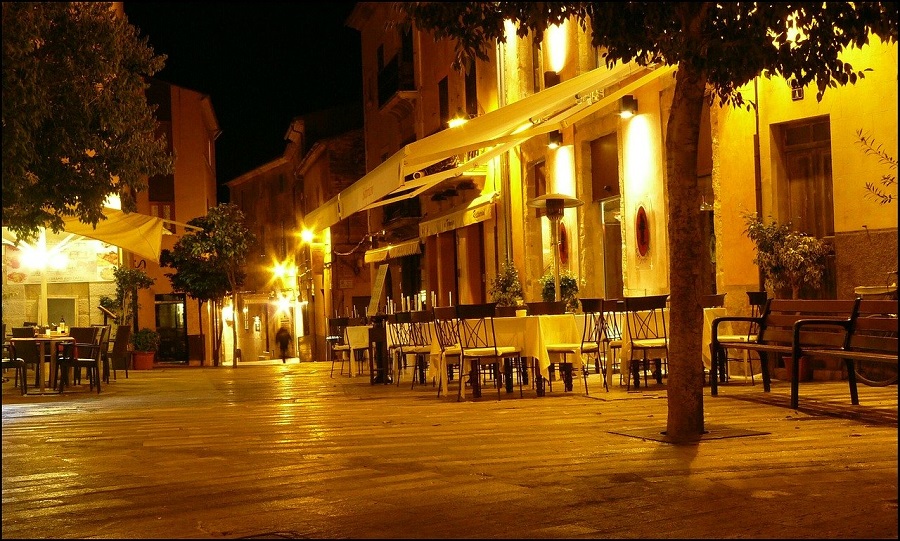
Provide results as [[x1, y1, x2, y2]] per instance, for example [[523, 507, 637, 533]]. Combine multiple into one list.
[[845, 359, 860, 405]]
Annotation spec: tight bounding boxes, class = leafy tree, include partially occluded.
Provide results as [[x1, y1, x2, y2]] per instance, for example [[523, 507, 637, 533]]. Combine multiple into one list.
[[2, 2, 172, 242], [112, 266, 155, 327], [161, 204, 254, 366], [743, 213, 831, 299], [855, 129, 897, 205], [399, 2, 898, 442], [160, 228, 232, 367]]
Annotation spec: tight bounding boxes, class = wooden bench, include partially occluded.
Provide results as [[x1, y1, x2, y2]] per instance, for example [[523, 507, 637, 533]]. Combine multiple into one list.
[[710, 299, 860, 406], [793, 299, 897, 408]]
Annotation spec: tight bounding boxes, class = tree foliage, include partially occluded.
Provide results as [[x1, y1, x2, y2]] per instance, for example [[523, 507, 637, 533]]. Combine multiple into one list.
[[743, 213, 831, 299], [489, 260, 525, 307], [112, 266, 155, 326], [160, 204, 254, 365], [399, 1, 897, 442], [2, 2, 173, 242]]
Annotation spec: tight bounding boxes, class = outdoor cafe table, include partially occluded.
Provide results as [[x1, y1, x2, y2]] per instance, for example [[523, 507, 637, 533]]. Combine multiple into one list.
[[616, 307, 737, 387], [9, 334, 75, 395], [429, 313, 584, 399]]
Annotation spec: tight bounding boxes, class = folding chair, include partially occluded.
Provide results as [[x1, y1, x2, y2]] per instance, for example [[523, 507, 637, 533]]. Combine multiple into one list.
[[456, 303, 522, 400]]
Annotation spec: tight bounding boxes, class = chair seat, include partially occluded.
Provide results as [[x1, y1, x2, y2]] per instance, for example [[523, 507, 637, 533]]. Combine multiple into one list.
[[465, 346, 520, 357], [630, 338, 667, 348], [547, 342, 581, 353]]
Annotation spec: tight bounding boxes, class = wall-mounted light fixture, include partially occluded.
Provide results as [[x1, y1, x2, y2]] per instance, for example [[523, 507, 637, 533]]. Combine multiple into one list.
[[543, 70, 561, 88], [619, 95, 638, 118], [448, 107, 469, 128], [548, 130, 563, 149]]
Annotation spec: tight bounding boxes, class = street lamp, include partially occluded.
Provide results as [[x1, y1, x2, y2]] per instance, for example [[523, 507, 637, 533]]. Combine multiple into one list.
[[526, 193, 583, 302]]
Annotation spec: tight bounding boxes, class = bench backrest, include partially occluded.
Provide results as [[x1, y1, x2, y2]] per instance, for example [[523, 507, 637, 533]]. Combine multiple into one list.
[[758, 299, 859, 349], [848, 299, 898, 354]]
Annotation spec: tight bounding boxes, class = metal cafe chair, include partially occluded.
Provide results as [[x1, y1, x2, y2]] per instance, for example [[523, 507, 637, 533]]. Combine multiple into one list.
[[432, 306, 462, 398], [456, 302, 523, 400], [715, 291, 768, 384], [701, 293, 727, 308], [600, 299, 625, 387], [2, 343, 28, 395], [622, 294, 670, 390], [386, 312, 412, 385], [407, 310, 435, 389], [328, 317, 351, 377]]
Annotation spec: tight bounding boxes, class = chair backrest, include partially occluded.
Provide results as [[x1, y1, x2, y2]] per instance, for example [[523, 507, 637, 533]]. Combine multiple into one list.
[[494, 305, 519, 318], [623, 294, 669, 341], [69, 326, 99, 345], [328, 317, 349, 346], [409, 310, 434, 348], [580, 298, 603, 314], [746, 291, 768, 337], [387, 312, 412, 351], [600, 299, 625, 342], [525, 301, 566, 315], [456, 302, 500, 354], [23, 322, 38, 328], [12, 326, 36, 338], [108, 325, 131, 366], [701, 293, 726, 308], [432, 306, 460, 353]]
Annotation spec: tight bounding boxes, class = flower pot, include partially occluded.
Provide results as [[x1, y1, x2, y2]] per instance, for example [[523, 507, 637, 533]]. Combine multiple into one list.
[[132, 351, 155, 370]]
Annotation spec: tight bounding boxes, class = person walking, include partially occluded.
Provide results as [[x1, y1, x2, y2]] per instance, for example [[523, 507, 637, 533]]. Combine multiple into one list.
[[275, 326, 292, 364]]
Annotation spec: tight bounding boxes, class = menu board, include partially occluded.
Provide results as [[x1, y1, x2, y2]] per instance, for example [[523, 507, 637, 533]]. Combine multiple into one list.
[[4, 239, 117, 284], [368, 264, 389, 316]]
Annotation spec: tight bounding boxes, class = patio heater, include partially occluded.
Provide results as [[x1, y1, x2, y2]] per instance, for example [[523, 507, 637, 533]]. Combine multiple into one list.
[[526, 193, 584, 302]]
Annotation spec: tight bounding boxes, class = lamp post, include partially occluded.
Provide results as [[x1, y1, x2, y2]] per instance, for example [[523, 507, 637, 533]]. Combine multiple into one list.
[[526, 194, 583, 302]]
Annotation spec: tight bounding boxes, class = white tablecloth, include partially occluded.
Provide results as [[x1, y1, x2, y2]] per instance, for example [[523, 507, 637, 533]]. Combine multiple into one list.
[[431, 314, 583, 399]]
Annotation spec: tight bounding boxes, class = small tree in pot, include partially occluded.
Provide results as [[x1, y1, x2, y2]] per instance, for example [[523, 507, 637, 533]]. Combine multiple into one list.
[[490, 260, 525, 311], [130, 327, 160, 370]]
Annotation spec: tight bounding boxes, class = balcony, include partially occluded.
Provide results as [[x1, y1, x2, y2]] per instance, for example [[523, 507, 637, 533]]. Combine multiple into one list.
[[378, 54, 416, 119]]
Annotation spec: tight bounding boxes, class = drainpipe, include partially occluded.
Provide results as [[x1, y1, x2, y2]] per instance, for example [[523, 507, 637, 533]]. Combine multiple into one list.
[[753, 77, 765, 291]]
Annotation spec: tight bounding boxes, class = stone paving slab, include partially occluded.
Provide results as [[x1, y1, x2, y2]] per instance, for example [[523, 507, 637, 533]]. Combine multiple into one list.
[[2, 361, 897, 539]]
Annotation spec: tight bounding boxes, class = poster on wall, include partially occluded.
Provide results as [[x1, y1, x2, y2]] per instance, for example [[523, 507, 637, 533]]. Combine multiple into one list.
[[4, 239, 118, 285]]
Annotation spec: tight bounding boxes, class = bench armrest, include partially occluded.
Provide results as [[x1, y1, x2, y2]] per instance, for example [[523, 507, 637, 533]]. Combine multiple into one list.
[[711, 316, 760, 347], [791, 317, 852, 360]]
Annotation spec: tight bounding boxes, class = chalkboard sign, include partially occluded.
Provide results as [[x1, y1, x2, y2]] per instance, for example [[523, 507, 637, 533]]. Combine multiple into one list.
[[368, 264, 389, 316]]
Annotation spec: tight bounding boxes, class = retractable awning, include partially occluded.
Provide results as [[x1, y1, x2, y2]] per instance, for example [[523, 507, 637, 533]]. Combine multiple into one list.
[[303, 62, 676, 233], [3, 207, 200, 263], [419, 192, 498, 238], [363, 238, 422, 264]]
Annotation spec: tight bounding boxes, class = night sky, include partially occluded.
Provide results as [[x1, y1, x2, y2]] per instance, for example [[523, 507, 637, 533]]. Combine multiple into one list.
[[123, 2, 362, 201]]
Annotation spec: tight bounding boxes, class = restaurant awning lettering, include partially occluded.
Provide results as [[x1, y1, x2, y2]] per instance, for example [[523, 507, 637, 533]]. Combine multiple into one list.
[[363, 238, 422, 264], [303, 63, 676, 233], [419, 192, 497, 238]]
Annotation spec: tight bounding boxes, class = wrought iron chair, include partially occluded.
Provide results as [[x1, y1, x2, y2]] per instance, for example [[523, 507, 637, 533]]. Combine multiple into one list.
[[622, 294, 669, 390], [432, 306, 462, 397], [2, 343, 27, 395], [407, 310, 435, 389], [715, 291, 768, 384], [328, 317, 351, 377], [600, 299, 625, 386], [456, 302, 522, 400]]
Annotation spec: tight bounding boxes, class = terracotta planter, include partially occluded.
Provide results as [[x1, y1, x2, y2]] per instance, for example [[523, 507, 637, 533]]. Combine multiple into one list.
[[132, 351, 155, 370]]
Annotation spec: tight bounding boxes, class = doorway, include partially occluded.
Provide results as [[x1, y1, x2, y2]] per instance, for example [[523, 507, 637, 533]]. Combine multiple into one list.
[[155, 293, 187, 363]]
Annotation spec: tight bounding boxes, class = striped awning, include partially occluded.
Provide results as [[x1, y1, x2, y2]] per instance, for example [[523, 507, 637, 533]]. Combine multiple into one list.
[[363, 238, 421, 264]]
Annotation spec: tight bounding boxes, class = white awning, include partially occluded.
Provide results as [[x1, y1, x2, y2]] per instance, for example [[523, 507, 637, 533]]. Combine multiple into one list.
[[304, 62, 676, 233], [363, 238, 422, 264], [419, 192, 497, 238], [3, 207, 200, 263]]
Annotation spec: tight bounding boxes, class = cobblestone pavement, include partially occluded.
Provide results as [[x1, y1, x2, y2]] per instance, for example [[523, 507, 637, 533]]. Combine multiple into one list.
[[2, 361, 897, 539]]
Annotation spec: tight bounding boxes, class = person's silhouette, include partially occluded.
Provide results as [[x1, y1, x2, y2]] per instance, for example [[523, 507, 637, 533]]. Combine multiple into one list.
[[275, 326, 292, 363]]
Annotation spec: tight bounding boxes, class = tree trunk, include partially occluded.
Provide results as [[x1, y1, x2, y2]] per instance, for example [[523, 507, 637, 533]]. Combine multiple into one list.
[[664, 63, 709, 443]]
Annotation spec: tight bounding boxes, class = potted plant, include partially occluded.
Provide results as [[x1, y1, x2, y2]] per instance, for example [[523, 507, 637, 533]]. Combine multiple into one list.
[[130, 327, 160, 370], [490, 260, 525, 316], [539, 269, 580, 312], [742, 213, 831, 299]]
